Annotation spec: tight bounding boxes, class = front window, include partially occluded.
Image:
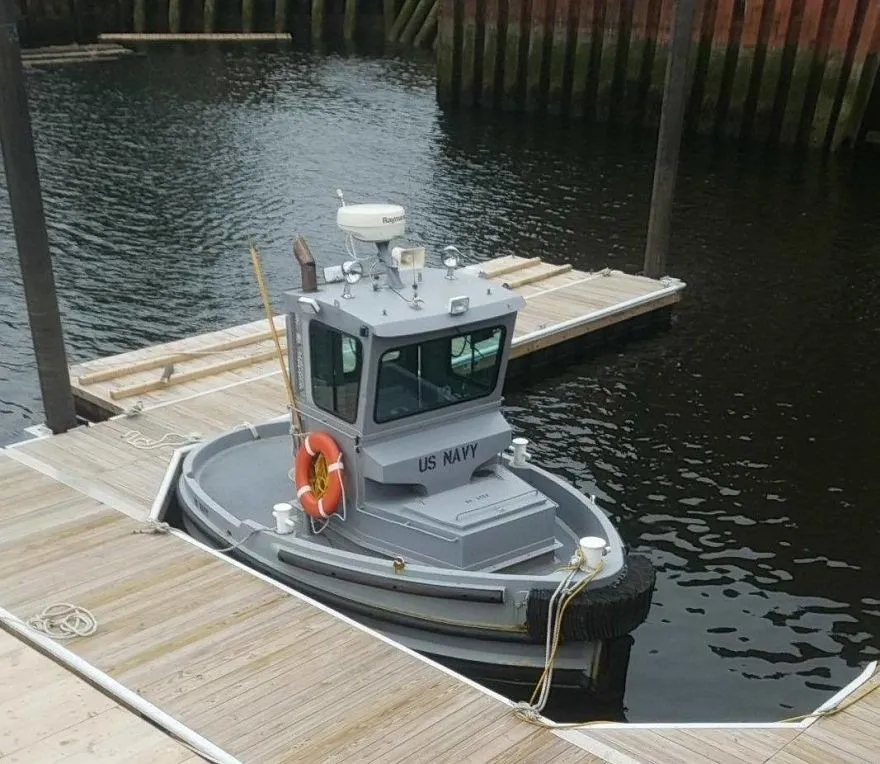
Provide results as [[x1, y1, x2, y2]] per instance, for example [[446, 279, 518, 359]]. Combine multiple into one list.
[[375, 326, 505, 423], [310, 321, 362, 423]]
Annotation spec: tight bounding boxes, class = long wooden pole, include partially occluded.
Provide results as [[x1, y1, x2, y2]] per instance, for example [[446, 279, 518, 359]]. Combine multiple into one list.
[[311, 0, 324, 42], [242, 0, 255, 33], [249, 245, 301, 431], [204, 0, 217, 33], [343, 0, 357, 43], [169, 0, 182, 33], [643, 0, 697, 279], [274, 0, 287, 33], [0, 1, 78, 434], [134, 0, 146, 33]]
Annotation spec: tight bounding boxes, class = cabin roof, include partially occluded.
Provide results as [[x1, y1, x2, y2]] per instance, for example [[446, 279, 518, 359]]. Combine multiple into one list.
[[285, 266, 525, 337]]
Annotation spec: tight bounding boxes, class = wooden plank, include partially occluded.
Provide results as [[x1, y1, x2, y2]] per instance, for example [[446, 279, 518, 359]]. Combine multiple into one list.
[[481, 256, 543, 278], [0, 633, 194, 762], [0, 454, 592, 764], [108, 348, 282, 400], [504, 264, 574, 289]]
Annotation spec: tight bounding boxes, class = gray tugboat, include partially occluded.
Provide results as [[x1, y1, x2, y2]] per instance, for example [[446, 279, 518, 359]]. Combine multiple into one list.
[[177, 200, 655, 696]]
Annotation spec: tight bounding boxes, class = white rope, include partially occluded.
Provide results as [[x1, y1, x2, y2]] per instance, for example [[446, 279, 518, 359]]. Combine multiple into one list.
[[233, 421, 260, 439], [25, 603, 98, 640], [122, 400, 144, 418], [122, 430, 202, 451], [213, 526, 264, 553], [133, 519, 171, 535], [515, 553, 604, 722]]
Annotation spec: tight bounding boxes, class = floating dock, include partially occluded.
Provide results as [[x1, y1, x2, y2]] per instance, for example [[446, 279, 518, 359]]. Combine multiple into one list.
[[1, 355, 878, 761], [69, 256, 685, 421], [2, 256, 878, 761]]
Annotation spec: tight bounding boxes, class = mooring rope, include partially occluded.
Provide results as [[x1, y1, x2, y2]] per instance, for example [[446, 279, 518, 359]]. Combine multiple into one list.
[[23, 603, 98, 640]]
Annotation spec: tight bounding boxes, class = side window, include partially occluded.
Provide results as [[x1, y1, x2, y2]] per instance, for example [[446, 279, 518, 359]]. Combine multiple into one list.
[[309, 321, 362, 423]]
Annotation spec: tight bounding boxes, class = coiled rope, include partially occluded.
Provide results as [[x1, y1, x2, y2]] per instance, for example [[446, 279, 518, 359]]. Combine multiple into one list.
[[25, 603, 98, 640]]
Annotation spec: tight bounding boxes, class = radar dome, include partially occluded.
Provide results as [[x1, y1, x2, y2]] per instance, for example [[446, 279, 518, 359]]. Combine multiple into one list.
[[337, 203, 405, 243]]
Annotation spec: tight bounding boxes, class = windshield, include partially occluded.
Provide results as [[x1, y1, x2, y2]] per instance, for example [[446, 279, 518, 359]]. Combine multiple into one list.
[[374, 326, 505, 423]]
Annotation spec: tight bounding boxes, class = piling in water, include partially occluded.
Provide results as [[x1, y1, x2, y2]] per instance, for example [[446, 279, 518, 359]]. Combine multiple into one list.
[[436, 0, 880, 152], [134, 0, 146, 33], [343, 0, 358, 43], [204, 0, 217, 33], [242, 0, 256, 34], [0, 0, 78, 434], [169, 0, 182, 34], [311, 0, 324, 42]]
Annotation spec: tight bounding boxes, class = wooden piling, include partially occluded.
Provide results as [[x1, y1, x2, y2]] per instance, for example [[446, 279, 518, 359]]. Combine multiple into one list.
[[414, 2, 439, 48], [343, 0, 358, 42], [480, 0, 500, 107], [778, 2, 824, 144], [275, 0, 287, 33], [525, 0, 550, 112], [460, 0, 478, 107], [0, 0, 79, 435], [832, 0, 880, 150], [751, 0, 797, 144], [242, 0, 255, 33], [502, 0, 525, 110], [696, 0, 735, 134], [436, 0, 456, 105], [390, 0, 418, 41], [134, 0, 146, 33], [169, 0, 182, 34], [434, 0, 879, 151], [311, 0, 324, 41], [547, 0, 572, 114], [596, 0, 622, 123], [624, 0, 653, 122], [204, 0, 217, 33], [644, 0, 697, 280], [724, 0, 764, 138], [400, 0, 433, 45], [385, 0, 397, 40], [809, 0, 861, 148], [571, 0, 599, 118]]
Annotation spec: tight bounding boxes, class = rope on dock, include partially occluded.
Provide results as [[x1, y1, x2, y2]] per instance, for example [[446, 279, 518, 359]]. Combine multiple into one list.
[[24, 603, 98, 640], [122, 430, 202, 450]]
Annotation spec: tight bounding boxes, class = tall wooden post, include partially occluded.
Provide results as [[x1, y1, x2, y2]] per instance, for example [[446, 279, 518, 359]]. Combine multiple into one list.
[[242, 0, 255, 33], [169, 0, 182, 33], [0, 1, 78, 434], [343, 0, 357, 43], [384, 0, 396, 41], [311, 0, 324, 42], [204, 0, 217, 33], [134, 0, 146, 33], [643, 0, 697, 279], [275, 0, 287, 33]]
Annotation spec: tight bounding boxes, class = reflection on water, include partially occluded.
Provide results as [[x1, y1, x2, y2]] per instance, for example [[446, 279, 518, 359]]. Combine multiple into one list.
[[1, 45, 878, 722]]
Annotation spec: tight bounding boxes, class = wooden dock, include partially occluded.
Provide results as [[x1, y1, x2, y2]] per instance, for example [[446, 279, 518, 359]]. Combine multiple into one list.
[[1, 348, 877, 761], [68, 256, 685, 421], [0, 630, 198, 762], [2, 255, 877, 762]]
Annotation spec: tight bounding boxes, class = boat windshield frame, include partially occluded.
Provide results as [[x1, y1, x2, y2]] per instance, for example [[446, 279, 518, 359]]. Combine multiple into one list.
[[373, 324, 506, 424]]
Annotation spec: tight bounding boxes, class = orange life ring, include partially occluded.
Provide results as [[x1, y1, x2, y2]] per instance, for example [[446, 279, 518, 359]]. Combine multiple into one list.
[[295, 432, 344, 520]]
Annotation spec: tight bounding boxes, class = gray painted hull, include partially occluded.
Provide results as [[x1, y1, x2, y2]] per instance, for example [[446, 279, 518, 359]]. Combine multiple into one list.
[[176, 419, 653, 691]]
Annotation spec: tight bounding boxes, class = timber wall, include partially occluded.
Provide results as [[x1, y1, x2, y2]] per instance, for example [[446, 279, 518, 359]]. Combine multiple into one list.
[[16, 1, 439, 48], [437, 0, 880, 151]]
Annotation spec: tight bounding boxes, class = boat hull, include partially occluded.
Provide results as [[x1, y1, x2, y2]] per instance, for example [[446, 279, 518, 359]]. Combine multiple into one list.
[[180, 500, 644, 699]]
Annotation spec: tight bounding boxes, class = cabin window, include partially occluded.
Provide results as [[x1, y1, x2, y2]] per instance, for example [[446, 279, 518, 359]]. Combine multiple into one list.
[[374, 326, 505, 423], [309, 321, 363, 423]]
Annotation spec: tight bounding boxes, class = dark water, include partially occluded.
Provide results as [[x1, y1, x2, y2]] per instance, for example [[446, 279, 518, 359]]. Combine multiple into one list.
[[1, 46, 878, 723]]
